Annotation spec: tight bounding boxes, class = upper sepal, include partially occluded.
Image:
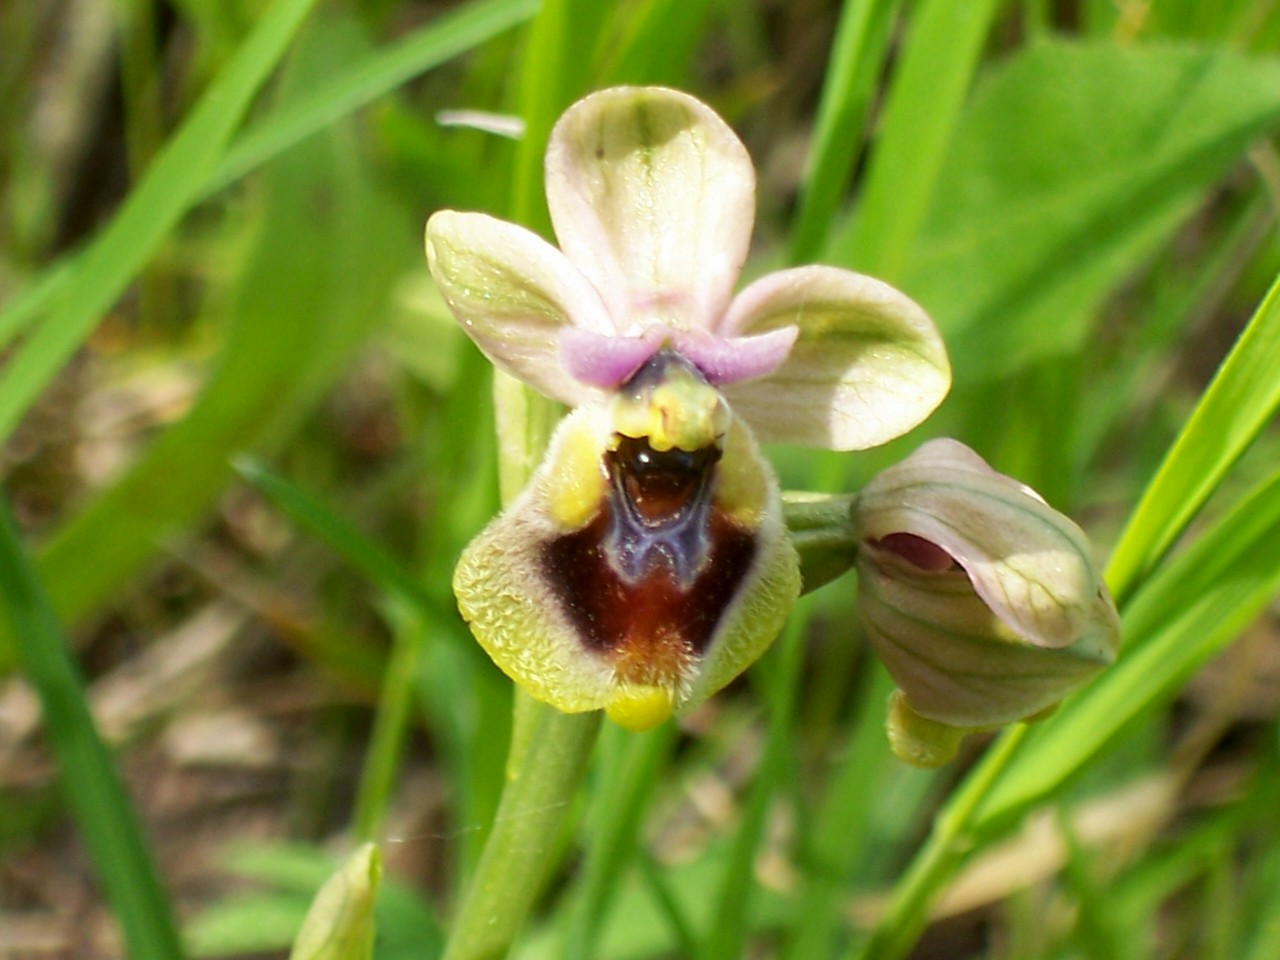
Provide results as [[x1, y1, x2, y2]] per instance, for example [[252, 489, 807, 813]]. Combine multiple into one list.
[[546, 86, 756, 337]]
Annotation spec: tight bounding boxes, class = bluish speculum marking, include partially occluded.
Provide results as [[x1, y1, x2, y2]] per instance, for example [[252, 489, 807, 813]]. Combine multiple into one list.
[[604, 437, 718, 590]]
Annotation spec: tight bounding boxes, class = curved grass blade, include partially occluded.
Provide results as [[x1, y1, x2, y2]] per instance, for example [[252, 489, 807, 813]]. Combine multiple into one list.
[[0, 81, 410, 672], [0, 0, 320, 443], [233, 457, 453, 842], [974, 464, 1280, 829], [206, 0, 539, 194], [1107, 270, 1280, 603], [789, 0, 901, 264], [0, 495, 185, 960], [234, 456, 451, 624]]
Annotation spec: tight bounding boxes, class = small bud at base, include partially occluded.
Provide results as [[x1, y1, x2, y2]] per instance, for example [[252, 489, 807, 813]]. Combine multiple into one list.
[[886, 690, 965, 769]]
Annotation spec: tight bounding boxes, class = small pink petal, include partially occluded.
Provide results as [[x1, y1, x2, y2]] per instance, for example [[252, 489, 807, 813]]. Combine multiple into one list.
[[559, 326, 666, 388], [672, 327, 798, 386]]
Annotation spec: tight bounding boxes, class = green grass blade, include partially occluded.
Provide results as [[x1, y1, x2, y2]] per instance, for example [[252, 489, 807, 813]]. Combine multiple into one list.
[[0, 81, 413, 672], [975, 463, 1280, 829], [234, 456, 450, 623], [597, 0, 718, 87], [0, 258, 72, 350], [351, 607, 427, 843], [0, 495, 185, 960], [785, 667, 911, 960], [233, 458, 451, 842], [1241, 827, 1280, 960], [205, 0, 539, 194], [902, 41, 1280, 386], [1106, 270, 1280, 602], [1058, 814, 1142, 960], [0, 0, 534, 353], [561, 724, 676, 960], [830, 0, 1002, 280], [509, 0, 603, 233], [0, 0, 319, 443], [789, 0, 901, 264], [698, 613, 809, 960]]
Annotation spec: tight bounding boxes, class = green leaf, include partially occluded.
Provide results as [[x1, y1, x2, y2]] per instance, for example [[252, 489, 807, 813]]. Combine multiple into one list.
[[1107, 270, 1280, 600], [0, 0, 320, 441], [904, 40, 1280, 385], [831, 0, 1003, 281], [0, 496, 185, 960], [973, 464, 1280, 829]]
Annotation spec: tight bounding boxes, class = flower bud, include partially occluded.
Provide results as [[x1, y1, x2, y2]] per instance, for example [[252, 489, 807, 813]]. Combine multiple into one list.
[[852, 439, 1119, 766], [288, 843, 381, 960]]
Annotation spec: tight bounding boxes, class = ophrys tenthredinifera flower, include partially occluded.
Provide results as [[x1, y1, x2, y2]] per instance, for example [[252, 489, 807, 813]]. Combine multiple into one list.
[[427, 87, 950, 730]]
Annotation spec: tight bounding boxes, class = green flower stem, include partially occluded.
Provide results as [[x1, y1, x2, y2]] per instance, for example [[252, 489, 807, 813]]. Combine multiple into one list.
[[444, 276, 598, 960], [783, 492, 858, 593], [443, 699, 601, 960], [441, 4, 614, 950], [846, 724, 1029, 960], [441, 368, 601, 959], [492, 370, 562, 506]]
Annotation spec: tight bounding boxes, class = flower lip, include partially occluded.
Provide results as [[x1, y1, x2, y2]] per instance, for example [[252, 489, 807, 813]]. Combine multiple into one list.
[[452, 395, 800, 729]]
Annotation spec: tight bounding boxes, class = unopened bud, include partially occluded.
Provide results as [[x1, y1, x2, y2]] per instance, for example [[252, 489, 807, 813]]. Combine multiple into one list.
[[853, 439, 1119, 766]]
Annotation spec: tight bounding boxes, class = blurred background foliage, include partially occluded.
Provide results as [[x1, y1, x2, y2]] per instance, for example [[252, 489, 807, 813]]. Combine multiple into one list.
[[3, 0, 1280, 957]]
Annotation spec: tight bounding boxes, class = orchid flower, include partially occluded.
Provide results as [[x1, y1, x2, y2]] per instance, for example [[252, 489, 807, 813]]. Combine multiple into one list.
[[427, 86, 951, 730], [852, 439, 1121, 766]]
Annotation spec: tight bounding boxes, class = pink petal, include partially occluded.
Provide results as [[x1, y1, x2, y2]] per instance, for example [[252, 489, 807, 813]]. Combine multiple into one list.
[[672, 327, 798, 386], [558, 326, 666, 388]]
